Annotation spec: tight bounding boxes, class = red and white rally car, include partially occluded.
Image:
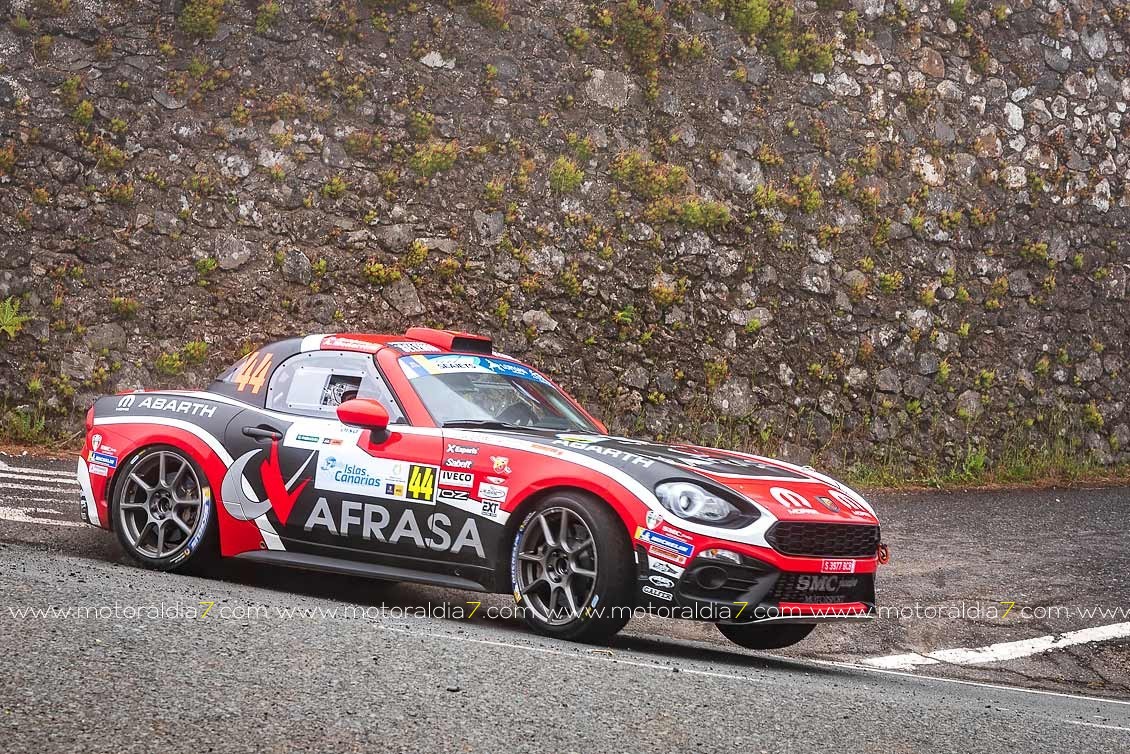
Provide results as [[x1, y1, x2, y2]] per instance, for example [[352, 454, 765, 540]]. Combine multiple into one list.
[[78, 328, 884, 648]]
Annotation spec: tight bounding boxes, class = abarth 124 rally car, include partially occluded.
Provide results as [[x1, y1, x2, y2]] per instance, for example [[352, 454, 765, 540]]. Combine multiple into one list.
[[78, 328, 884, 648]]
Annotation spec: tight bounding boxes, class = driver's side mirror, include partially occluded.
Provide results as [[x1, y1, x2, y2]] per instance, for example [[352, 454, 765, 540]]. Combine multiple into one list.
[[336, 398, 390, 441]]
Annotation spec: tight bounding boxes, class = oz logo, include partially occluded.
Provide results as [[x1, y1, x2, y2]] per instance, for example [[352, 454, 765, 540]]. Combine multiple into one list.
[[406, 465, 436, 502]]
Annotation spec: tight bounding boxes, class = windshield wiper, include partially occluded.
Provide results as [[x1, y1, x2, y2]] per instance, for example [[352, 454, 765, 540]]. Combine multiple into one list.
[[442, 420, 527, 430]]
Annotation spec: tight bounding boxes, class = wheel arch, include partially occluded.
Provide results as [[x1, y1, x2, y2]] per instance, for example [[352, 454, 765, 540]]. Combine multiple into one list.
[[491, 484, 635, 592]]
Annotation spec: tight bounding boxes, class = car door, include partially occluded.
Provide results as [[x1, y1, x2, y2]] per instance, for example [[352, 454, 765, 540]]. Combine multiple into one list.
[[227, 350, 485, 574]]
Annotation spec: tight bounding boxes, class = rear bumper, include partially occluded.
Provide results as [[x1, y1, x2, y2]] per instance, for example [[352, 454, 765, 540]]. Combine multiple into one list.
[[76, 457, 103, 528]]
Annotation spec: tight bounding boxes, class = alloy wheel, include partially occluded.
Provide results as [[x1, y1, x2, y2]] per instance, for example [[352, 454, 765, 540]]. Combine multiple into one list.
[[117, 451, 204, 559], [514, 507, 598, 625]]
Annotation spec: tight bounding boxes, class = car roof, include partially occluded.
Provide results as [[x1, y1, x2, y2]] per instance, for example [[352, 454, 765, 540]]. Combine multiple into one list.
[[313, 328, 493, 356]]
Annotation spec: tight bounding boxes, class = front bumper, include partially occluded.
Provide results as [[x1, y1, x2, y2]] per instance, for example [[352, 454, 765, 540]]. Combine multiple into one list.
[[634, 545, 877, 624]]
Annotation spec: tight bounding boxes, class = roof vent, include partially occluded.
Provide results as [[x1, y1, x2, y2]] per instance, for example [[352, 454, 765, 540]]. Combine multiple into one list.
[[404, 327, 493, 355]]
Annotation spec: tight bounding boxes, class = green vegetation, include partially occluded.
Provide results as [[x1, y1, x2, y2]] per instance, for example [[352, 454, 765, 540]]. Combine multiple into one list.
[[179, 0, 225, 39], [362, 260, 402, 286], [548, 156, 584, 193], [183, 340, 209, 364], [610, 151, 688, 199], [0, 297, 31, 340], [409, 140, 458, 177], [155, 352, 185, 376], [321, 174, 349, 199]]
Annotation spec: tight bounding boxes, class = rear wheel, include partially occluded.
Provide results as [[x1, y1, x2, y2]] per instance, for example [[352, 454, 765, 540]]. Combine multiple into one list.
[[511, 492, 635, 643], [113, 445, 218, 573], [716, 622, 817, 650]]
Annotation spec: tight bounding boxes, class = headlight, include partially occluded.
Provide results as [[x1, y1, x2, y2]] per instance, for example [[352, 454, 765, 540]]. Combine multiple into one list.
[[655, 482, 755, 527]]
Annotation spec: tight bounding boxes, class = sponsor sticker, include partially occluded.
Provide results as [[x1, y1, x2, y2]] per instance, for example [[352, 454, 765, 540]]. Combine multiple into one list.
[[642, 585, 673, 602], [446, 444, 479, 456], [405, 465, 437, 503], [91, 434, 102, 451], [480, 500, 501, 519], [444, 458, 474, 469], [477, 482, 508, 503], [296, 434, 320, 443], [821, 559, 856, 574], [437, 488, 469, 502], [388, 340, 440, 353], [439, 470, 474, 488], [322, 336, 382, 353], [116, 394, 216, 418], [490, 456, 511, 474], [322, 438, 343, 446], [648, 574, 674, 588], [646, 545, 688, 566], [647, 557, 685, 578], [385, 482, 405, 498], [635, 526, 694, 558], [89, 463, 109, 477], [89, 451, 118, 469], [645, 510, 661, 529], [316, 456, 383, 495]]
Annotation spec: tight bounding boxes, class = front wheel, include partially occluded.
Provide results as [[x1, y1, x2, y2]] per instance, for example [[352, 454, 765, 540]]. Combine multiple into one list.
[[113, 445, 218, 573], [716, 622, 817, 650], [510, 492, 635, 643]]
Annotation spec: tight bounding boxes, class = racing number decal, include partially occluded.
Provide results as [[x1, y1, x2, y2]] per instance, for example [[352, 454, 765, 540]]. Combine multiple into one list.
[[406, 465, 436, 502], [232, 351, 273, 395]]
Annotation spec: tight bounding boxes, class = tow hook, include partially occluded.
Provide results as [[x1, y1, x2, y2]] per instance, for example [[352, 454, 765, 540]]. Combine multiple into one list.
[[877, 543, 890, 565]]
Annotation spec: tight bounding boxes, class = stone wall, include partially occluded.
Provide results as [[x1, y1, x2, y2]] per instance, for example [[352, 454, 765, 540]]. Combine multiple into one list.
[[1, 0, 1128, 475]]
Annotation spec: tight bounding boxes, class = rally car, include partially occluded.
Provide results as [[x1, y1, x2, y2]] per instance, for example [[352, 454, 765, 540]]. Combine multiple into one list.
[[78, 328, 884, 648]]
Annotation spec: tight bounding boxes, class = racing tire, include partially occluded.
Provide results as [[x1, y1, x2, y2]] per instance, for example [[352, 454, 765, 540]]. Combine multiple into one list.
[[112, 445, 219, 574], [716, 622, 817, 650], [510, 491, 635, 643]]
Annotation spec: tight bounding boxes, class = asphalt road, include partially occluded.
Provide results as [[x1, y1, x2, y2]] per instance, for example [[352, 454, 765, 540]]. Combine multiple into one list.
[[2, 452, 1129, 752]]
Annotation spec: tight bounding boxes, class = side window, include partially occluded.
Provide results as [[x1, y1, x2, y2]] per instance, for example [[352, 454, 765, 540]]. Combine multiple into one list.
[[266, 352, 405, 423]]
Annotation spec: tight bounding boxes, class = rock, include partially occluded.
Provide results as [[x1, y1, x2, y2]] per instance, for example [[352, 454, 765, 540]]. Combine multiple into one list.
[[917, 48, 945, 78], [712, 377, 754, 417], [829, 73, 861, 97], [1044, 44, 1071, 73], [1004, 102, 1024, 131], [716, 150, 764, 195], [912, 153, 946, 186], [527, 245, 565, 276], [583, 69, 632, 110], [152, 90, 186, 109], [778, 363, 795, 387], [956, 390, 983, 419], [281, 247, 312, 284], [1081, 29, 1108, 61], [85, 323, 127, 353], [372, 224, 416, 250], [419, 51, 455, 69], [521, 309, 558, 333], [876, 368, 900, 393], [845, 367, 868, 390], [800, 265, 832, 295], [383, 277, 425, 316], [217, 153, 252, 180], [214, 235, 254, 270], [850, 0, 885, 21], [473, 210, 505, 246], [917, 352, 940, 376], [321, 141, 351, 169], [1077, 354, 1103, 382], [62, 348, 96, 382]]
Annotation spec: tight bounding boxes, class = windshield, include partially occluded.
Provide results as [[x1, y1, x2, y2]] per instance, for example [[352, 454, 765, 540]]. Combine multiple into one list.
[[399, 354, 600, 432]]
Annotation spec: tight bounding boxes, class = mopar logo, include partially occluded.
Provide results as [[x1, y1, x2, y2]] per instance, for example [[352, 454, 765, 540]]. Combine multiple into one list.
[[116, 395, 135, 410]]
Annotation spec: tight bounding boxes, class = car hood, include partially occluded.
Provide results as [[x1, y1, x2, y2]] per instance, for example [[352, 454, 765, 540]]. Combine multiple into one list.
[[462, 429, 878, 525]]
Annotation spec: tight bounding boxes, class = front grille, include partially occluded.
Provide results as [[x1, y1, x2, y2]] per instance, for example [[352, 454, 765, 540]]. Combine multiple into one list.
[[765, 522, 880, 558], [769, 572, 874, 604]]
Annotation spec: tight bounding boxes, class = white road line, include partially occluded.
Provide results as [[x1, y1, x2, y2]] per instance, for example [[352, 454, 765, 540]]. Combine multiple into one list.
[[861, 622, 1130, 670], [378, 625, 776, 686], [0, 481, 80, 495], [378, 624, 1130, 710], [0, 460, 77, 478], [0, 471, 79, 487], [0, 506, 84, 528], [1060, 719, 1130, 733], [0, 496, 75, 506], [822, 660, 1130, 707]]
